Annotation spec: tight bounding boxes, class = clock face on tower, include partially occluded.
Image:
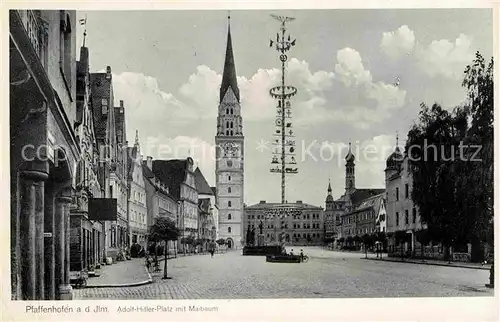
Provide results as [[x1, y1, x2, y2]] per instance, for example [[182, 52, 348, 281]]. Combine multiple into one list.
[[222, 142, 239, 157]]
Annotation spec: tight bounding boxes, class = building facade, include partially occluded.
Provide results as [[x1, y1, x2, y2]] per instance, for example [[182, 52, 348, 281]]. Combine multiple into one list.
[[340, 193, 385, 239], [194, 168, 219, 241], [215, 19, 245, 249], [10, 10, 79, 300], [113, 100, 129, 251], [385, 144, 424, 254], [127, 132, 148, 248], [69, 43, 104, 278], [244, 201, 324, 246], [143, 157, 179, 253], [90, 68, 128, 259], [152, 158, 198, 247]]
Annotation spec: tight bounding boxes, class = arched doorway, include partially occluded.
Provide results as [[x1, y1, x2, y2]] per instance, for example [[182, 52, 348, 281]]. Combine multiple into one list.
[[226, 238, 234, 249]]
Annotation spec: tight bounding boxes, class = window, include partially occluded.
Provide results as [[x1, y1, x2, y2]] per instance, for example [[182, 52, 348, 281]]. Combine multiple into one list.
[[228, 201, 232, 207], [412, 208, 417, 224], [396, 187, 399, 201], [228, 175, 231, 181], [226, 108, 229, 114], [396, 212, 399, 226], [228, 187, 231, 193], [227, 160, 232, 167], [102, 98, 108, 106], [228, 227, 231, 233], [228, 214, 231, 220], [405, 210, 409, 225], [405, 184, 409, 199], [226, 121, 229, 128]]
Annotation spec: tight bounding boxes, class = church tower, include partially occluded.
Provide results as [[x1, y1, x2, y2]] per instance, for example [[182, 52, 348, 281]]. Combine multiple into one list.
[[345, 141, 356, 194], [215, 15, 244, 249]]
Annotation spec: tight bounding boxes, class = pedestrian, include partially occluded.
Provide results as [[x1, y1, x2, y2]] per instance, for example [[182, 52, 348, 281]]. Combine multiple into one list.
[[145, 255, 152, 272], [210, 248, 214, 258]]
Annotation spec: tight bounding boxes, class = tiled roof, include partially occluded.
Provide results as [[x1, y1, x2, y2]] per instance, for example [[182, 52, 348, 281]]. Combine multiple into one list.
[[142, 162, 155, 179], [151, 159, 188, 199], [193, 167, 213, 195], [350, 188, 385, 207], [89, 73, 111, 139], [245, 201, 322, 210]]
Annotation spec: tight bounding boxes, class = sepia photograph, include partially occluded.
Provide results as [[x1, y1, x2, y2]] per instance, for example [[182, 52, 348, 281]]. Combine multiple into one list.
[[6, 3, 496, 318]]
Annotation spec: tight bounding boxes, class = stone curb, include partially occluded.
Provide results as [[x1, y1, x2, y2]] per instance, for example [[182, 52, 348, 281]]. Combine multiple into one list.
[[84, 261, 153, 289], [363, 257, 491, 270]]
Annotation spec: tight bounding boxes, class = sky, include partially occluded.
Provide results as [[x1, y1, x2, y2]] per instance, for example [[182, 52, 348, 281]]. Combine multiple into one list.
[[76, 9, 493, 207]]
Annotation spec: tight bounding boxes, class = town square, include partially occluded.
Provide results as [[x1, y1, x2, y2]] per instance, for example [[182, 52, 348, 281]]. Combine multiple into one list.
[[7, 6, 495, 307]]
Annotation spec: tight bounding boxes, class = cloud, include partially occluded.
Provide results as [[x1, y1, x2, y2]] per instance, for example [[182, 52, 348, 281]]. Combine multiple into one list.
[[415, 34, 475, 80], [295, 48, 406, 128], [334, 48, 372, 86], [380, 25, 415, 59]]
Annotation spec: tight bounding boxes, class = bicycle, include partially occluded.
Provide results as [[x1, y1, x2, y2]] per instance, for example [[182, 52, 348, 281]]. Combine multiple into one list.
[[300, 255, 309, 263]]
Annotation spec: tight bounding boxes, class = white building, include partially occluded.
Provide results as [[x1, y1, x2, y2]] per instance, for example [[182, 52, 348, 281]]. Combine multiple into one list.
[[127, 131, 148, 248]]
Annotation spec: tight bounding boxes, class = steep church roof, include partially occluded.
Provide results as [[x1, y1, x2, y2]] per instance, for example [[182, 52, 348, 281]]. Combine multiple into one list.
[[219, 17, 239, 103]]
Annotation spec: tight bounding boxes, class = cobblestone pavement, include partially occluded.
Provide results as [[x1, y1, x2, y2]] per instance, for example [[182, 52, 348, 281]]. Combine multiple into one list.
[[74, 247, 493, 299]]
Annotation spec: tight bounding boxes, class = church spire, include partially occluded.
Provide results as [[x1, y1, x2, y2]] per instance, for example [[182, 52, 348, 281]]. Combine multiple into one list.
[[220, 13, 240, 103], [327, 179, 332, 193], [135, 130, 139, 146]]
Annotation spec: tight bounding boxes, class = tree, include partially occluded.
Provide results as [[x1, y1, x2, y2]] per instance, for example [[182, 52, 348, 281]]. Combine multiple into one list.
[[415, 229, 431, 258], [216, 238, 226, 252], [407, 53, 493, 262], [361, 234, 374, 258], [394, 230, 408, 260], [149, 217, 179, 279]]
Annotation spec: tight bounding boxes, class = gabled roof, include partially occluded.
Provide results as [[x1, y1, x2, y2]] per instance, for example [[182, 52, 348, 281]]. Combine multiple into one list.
[[193, 167, 213, 196], [151, 159, 189, 199], [220, 20, 239, 103], [142, 162, 155, 179], [350, 188, 385, 207]]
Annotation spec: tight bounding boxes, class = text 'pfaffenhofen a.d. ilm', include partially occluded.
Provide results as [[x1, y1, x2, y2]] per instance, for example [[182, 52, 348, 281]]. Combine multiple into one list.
[[117, 305, 218, 313], [25, 305, 109, 314]]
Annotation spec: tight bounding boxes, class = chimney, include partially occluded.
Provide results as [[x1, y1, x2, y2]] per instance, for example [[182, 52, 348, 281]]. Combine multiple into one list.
[[120, 100, 124, 113], [106, 66, 112, 79], [296, 200, 303, 204], [146, 156, 153, 170], [259, 200, 266, 204]]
